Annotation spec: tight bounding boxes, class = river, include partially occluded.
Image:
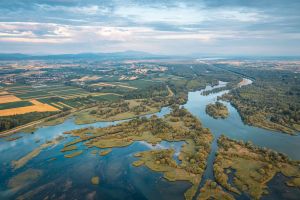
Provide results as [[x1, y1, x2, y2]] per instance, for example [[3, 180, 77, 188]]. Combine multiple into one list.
[[0, 79, 299, 200]]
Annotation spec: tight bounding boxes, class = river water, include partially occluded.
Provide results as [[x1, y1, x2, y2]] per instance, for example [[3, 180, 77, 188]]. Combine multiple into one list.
[[0, 79, 299, 200]]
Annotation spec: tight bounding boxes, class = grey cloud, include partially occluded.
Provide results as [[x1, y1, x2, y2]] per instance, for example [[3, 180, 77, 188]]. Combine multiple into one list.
[[0, 0, 299, 55]]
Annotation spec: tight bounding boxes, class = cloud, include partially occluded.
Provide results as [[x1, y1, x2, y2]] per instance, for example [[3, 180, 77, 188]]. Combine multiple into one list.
[[0, 22, 151, 44], [36, 4, 111, 15], [114, 3, 266, 25], [0, 0, 299, 55]]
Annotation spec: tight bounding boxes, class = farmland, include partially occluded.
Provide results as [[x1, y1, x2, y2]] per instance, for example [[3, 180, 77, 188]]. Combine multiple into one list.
[[0, 99, 59, 116], [0, 62, 174, 133], [4, 84, 122, 109], [0, 83, 122, 132], [0, 101, 33, 110], [8, 84, 102, 100], [0, 95, 21, 104]]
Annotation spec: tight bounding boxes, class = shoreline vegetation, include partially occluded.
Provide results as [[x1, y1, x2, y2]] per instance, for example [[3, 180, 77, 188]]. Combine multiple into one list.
[[205, 102, 229, 119], [99, 149, 112, 156], [197, 180, 234, 200], [60, 145, 77, 152], [214, 135, 300, 199], [73, 98, 172, 125], [219, 66, 300, 135], [64, 150, 83, 158], [63, 106, 213, 200], [224, 99, 297, 135]]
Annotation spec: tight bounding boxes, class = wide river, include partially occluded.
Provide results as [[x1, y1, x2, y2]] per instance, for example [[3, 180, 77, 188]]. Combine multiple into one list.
[[0, 79, 299, 200]]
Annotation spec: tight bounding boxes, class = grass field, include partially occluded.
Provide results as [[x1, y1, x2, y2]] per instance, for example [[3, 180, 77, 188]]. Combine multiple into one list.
[[10, 85, 87, 99], [91, 79, 162, 90], [124, 79, 161, 89], [0, 101, 33, 110], [38, 93, 121, 110], [92, 82, 138, 90]]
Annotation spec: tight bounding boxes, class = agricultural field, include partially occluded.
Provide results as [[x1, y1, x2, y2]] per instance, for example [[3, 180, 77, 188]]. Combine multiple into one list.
[[0, 82, 124, 132], [8, 84, 95, 99], [0, 95, 21, 104], [0, 101, 33, 110], [0, 99, 59, 117], [5, 84, 122, 109], [91, 82, 138, 90]]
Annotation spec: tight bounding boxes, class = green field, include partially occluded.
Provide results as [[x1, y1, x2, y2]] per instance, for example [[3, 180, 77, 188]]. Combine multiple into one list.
[[15, 91, 50, 99], [38, 93, 121, 109], [0, 101, 33, 110], [124, 79, 161, 89], [8, 84, 96, 100]]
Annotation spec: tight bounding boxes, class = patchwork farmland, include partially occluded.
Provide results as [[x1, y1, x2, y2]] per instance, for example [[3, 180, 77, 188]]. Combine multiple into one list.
[[0, 84, 121, 119], [8, 85, 91, 99]]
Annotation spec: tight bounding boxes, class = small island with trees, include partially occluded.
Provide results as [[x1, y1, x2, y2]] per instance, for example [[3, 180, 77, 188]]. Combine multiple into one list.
[[205, 101, 229, 119]]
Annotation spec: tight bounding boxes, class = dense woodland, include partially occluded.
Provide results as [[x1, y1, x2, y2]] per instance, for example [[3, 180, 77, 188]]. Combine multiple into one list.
[[221, 65, 300, 134], [0, 112, 58, 131], [166, 63, 241, 95]]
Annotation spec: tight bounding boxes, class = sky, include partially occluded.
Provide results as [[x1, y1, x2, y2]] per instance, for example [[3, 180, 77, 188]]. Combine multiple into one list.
[[0, 0, 300, 56]]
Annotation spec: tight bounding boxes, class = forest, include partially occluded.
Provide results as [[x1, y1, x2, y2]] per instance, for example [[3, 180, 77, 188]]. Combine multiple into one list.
[[220, 65, 300, 134]]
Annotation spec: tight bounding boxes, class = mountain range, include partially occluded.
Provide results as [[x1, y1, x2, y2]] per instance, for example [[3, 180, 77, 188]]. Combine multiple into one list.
[[0, 51, 170, 61]]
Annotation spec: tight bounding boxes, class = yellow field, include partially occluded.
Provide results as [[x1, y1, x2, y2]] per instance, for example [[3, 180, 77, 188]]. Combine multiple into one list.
[[0, 91, 9, 95], [0, 99, 59, 116], [0, 95, 22, 104], [72, 75, 101, 82]]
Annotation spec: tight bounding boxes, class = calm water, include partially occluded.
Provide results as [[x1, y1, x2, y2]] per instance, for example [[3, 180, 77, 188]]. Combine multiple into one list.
[[0, 80, 299, 200]]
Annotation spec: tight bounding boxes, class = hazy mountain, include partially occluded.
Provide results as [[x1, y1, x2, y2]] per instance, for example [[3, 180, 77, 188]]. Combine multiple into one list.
[[0, 51, 169, 61]]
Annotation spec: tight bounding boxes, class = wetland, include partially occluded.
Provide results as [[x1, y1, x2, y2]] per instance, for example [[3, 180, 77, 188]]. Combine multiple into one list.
[[0, 78, 300, 200]]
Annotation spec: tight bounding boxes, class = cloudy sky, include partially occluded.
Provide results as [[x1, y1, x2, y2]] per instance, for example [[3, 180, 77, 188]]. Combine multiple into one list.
[[0, 0, 300, 55]]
